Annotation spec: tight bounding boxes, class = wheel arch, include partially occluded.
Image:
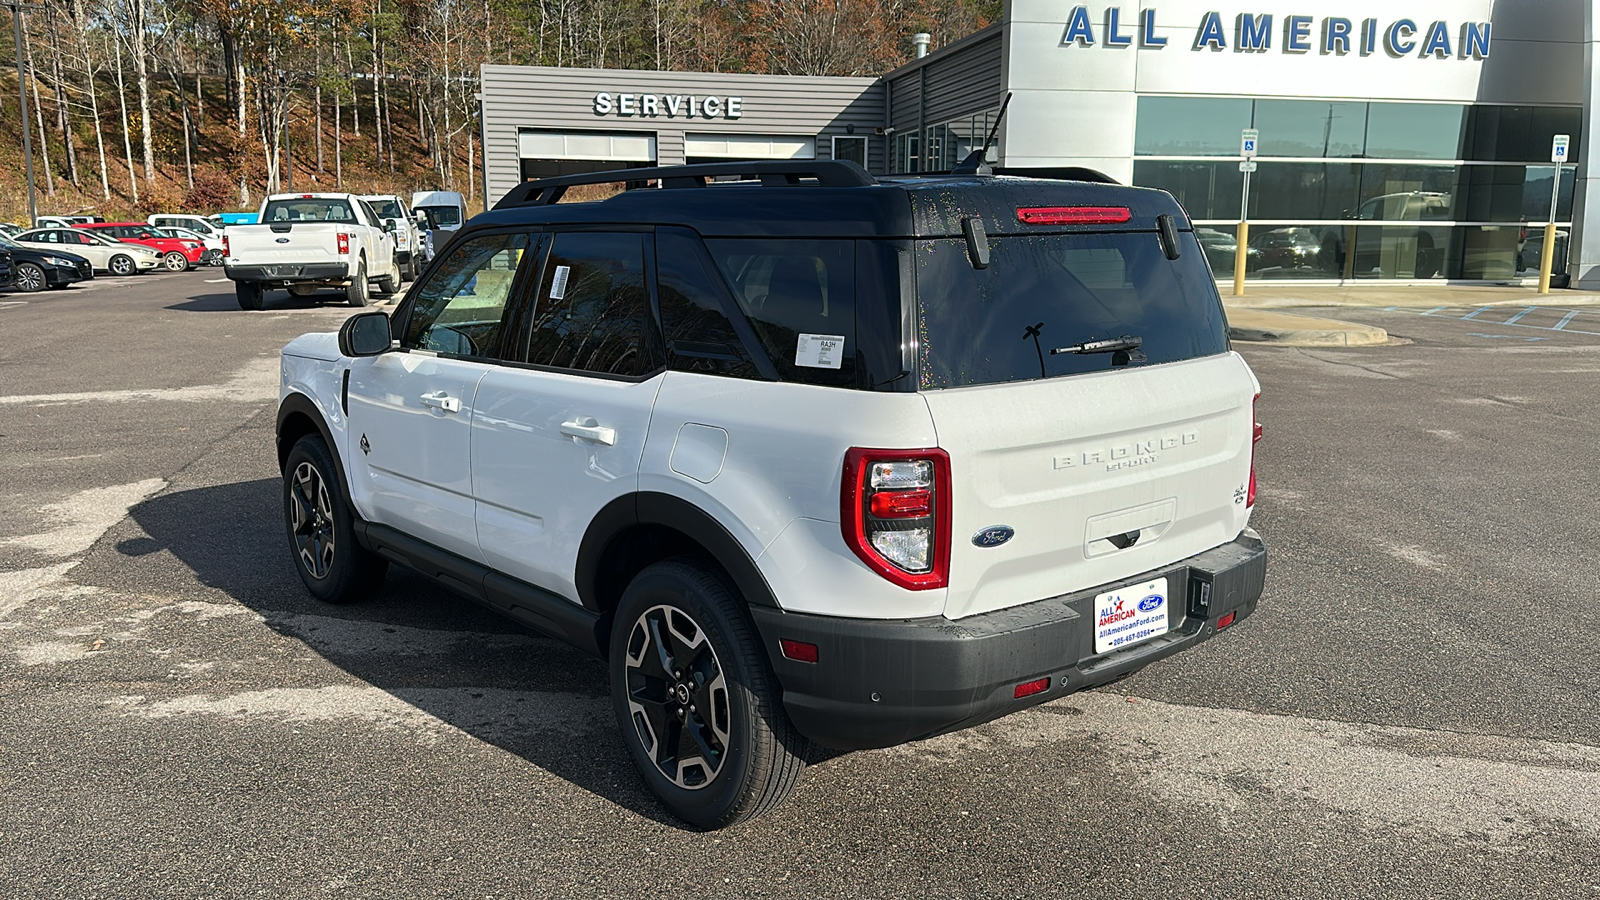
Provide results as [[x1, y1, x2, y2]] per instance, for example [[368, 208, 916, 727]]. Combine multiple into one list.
[[276, 393, 354, 503], [577, 492, 781, 620]]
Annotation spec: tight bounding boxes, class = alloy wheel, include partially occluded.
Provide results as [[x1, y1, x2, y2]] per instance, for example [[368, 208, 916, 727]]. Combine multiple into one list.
[[624, 604, 731, 790], [163, 251, 188, 272], [288, 461, 337, 579], [110, 256, 133, 276], [15, 264, 43, 291]]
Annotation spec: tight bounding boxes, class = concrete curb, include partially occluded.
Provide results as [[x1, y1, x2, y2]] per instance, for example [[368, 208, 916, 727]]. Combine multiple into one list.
[[1226, 308, 1389, 347]]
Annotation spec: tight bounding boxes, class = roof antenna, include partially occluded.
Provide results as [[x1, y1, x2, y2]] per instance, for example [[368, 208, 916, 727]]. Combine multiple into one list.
[[952, 92, 1011, 176]]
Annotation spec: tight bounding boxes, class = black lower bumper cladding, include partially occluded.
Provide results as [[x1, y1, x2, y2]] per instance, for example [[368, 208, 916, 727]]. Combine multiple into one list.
[[751, 531, 1267, 750]]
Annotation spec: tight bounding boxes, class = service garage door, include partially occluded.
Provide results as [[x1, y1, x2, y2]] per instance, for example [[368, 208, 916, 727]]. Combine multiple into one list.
[[684, 134, 816, 163], [518, 130, 656, 181]]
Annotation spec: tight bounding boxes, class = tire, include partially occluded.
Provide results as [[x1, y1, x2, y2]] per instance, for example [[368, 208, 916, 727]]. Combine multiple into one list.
[[162, 251, 189, 272], [346, 260, 369, 307], [287, 284, 319, 297], [376, 263, 399, 296], [13, 262, 45, 292], [282, 434, 387, 604], [235, 280, 263, 310], [610, 559, 807, 829], [108, 254, 135, 276]]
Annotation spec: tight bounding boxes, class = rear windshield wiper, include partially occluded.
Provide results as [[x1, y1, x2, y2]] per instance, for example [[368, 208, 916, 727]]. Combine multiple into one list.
[[1050, 335, 1142, 356]]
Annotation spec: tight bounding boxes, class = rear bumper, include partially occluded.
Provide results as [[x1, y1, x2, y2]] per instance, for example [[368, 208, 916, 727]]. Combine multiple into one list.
[[751, 531, 1267, 750], [225, 262, 350, 283]]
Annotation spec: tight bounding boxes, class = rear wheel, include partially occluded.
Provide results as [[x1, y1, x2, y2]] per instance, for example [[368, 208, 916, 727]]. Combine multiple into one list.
[[346, 260, 369, 307], [162, 251, 189, 272], [376, 264, 399, 295], [610, 559, 807, 829], [13, 262, 45, 292], [282, 434, 387, 604], [235, 280, 263, 310], [108, 254, 135, 276]]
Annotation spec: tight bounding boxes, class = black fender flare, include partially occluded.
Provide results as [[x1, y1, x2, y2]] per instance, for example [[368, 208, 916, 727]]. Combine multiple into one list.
[[575, 492, 780, 614]]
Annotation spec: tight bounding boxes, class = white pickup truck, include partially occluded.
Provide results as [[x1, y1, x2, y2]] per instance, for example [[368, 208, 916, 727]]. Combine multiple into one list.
[[224, 193, 402, 310]]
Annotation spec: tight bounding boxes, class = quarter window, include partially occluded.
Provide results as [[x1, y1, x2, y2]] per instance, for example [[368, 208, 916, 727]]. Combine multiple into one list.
[[402, 232, 530, 358], [705, 239, 856, 388], [521, 232, 660, 377]]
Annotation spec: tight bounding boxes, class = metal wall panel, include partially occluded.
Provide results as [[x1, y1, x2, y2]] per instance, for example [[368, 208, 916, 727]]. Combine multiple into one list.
[[480, 65, 882, 206]]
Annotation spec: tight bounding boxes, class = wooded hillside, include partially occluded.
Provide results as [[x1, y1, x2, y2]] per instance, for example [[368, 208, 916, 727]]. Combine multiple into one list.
[[0, 0, 997, 223]]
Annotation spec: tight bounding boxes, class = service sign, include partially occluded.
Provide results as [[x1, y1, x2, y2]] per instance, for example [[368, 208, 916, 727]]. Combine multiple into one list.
[[593, 92, 743, 120], [1059, 7, 1491, 59]]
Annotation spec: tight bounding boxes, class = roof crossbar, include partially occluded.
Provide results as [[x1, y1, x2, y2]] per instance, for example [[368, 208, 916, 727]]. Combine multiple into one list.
[[494, 160, 877, 209]]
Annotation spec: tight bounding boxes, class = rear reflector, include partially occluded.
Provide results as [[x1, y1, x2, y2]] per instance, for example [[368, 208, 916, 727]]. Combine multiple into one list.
[[1217, 611, 1237, 630], [779, 639, 818, 663], [1017, 206, 1133, 226], [1014, 677, 1050, 699]]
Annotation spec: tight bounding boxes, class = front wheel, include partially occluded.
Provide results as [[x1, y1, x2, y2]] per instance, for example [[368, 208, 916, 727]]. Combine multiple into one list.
[[162, 251, 189, 272], [282, 434, 388, 603], [13, 262, 45, 292], [108, 254, 135, 276], [610, 559, 807, 829]]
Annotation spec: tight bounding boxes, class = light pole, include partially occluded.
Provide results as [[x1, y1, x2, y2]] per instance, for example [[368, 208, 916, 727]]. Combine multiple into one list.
[[6, 1, 41, 226]]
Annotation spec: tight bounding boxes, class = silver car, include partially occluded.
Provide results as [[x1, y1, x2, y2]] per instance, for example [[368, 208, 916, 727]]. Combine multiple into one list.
[[13, 227, 162, 275]]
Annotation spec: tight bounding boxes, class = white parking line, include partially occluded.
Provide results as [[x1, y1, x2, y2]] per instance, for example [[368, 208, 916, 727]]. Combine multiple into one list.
[[203, 278, 230, 284], [0, 300, 27, 310]]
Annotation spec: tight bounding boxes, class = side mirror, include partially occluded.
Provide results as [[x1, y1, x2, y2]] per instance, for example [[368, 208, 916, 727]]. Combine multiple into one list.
[[339, 311, 392, 357], [382, 219, 397, 233]]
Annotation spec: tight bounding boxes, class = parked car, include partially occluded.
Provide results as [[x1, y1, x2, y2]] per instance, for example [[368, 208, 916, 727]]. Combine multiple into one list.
[[1318, 191, 1450, 279], [275, 160, 1267, 828], [0, 233, 93, 291], [155, 226, 225, 266], [224, 192, 401, 309], [0, 222, 25, 238], [1248, 227, 1323, 275], [12, 227, 161, 275], [217, 211, 259, 226], [361, 194, 427, 281], [37, 215, 104, 228], [148, 214, 226, 243], [411, 189, 466, 248], [79, 222, 205, 271]]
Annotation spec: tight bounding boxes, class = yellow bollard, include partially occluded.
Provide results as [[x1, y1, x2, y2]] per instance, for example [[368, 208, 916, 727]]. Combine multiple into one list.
[[1233, 220, 1249, 297], [1538, 221, 1558, 294]]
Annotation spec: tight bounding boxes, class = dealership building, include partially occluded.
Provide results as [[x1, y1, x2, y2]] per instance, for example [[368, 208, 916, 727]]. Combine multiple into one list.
[[480, 0, 1600, 286]]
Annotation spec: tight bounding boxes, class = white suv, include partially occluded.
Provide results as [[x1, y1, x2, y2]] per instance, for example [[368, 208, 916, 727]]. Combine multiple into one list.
[[276, 161, 1267, 828]]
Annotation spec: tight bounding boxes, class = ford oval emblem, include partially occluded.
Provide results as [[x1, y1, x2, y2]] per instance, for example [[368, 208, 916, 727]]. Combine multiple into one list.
[[275, 237, 291, 244], [1137, 594, 1165, 613], [972, 525, 1015, 548]]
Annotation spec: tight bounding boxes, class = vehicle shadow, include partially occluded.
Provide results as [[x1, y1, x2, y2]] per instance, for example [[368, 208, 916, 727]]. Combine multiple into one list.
[[167, 290, 360, 313], [120, 476, 687, 827]]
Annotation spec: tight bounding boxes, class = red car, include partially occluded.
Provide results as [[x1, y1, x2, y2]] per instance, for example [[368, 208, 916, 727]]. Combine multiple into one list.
[[79, 222, 205, 271]]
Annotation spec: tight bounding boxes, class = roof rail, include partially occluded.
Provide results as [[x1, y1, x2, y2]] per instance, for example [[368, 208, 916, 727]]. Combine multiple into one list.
[[494, 160, 878, 209]]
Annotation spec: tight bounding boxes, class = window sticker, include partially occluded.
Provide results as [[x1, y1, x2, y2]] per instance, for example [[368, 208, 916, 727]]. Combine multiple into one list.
[[795, 333, 845, 369], [550, 264, 571, 300]]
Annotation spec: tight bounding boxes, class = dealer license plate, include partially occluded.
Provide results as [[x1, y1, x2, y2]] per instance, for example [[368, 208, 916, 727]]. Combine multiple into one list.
[[1093, 577, 1170, 655]]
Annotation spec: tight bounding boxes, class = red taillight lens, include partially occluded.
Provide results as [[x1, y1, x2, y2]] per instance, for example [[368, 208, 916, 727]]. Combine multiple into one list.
[[337, 232, 350, 255], [1247, 393, 1262, 508], [841, 448, 952, 591], [1014, 677, 1050, 699], [779, 639, 818, 663], [1017, 206, 1133, 226], [222, 234, 229, 257]]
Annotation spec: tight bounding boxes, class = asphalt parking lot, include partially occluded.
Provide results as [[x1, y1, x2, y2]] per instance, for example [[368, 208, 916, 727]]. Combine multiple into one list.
[[3, 274, 1599, 899]]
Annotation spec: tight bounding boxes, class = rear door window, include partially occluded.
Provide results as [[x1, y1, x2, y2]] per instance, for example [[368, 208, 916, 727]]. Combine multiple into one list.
[[704, 239, 856, 388], [518, 231, 663, 378], [915, 231, 1228, 389], [655, 230, 763, 380]]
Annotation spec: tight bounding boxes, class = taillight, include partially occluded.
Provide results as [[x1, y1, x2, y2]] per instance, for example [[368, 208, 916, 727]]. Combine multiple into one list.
[[222, 234, 229, 257], [841, 448, 951, 590], [337, 232, 350, 254], [1017, 206, 1133, 226], [1247, 392, 1262, 508]]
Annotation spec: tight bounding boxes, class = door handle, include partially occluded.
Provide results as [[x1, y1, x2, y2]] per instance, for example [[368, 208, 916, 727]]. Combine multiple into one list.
[[419, 390, 461, 413], [560, 417, 617, 446]]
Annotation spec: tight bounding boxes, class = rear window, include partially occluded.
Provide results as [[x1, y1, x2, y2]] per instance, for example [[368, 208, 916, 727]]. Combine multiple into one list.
[[368, 199, 404, 219], [916, 231, 1228, 389], [418, 206, 462, 228], [263, 198, 356, 223]]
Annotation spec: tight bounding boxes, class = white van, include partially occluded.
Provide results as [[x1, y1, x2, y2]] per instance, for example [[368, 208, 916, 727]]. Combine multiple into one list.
[[410, 190, 466, 251]]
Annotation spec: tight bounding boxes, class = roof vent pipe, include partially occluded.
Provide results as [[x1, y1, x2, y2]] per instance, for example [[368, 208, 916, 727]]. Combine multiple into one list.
[[913, 33, 932, 58]]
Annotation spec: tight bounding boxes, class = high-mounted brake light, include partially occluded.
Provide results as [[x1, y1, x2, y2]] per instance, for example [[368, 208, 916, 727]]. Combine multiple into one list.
[[337, 233, 351, 255], [1017, 206, 1133, 226], [841, 448, 952, 590], [1247, 393, 1262, 508]]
